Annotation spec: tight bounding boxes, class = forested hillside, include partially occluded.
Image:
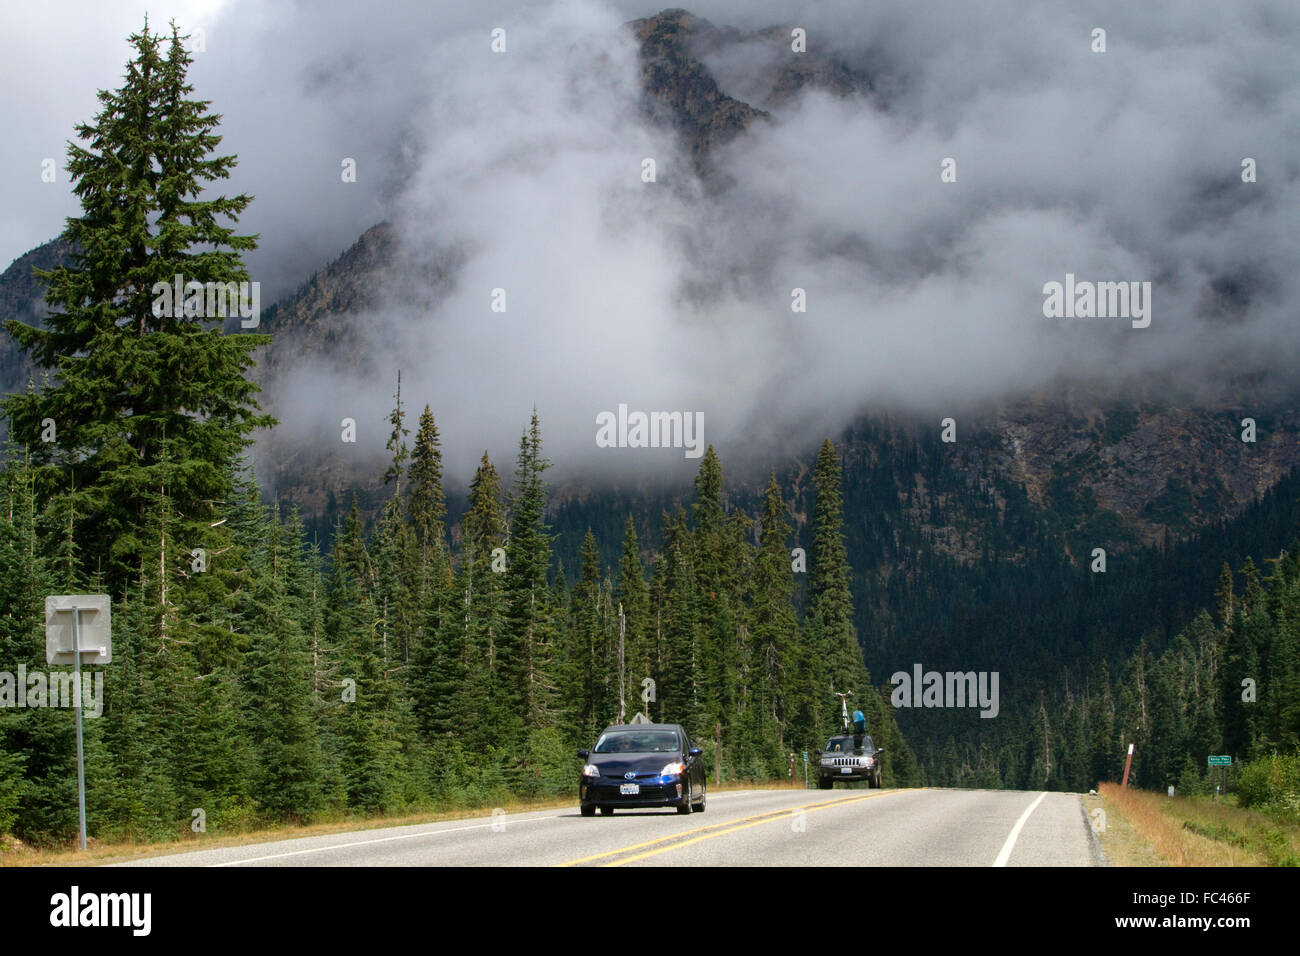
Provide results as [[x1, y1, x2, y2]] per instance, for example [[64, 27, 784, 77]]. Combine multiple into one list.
[[0, 398, 921, 841]]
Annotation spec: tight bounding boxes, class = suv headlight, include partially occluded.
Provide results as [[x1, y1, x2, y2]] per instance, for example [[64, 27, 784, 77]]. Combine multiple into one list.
[[660, 761, 685, 777], [583, 764, 600, 777]]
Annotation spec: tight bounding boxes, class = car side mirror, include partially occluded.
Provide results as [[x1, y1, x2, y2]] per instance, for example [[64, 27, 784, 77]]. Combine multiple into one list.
[[577, 750, 589, 760], [875, 748, 885, 756], [688, 747, 702, 758]]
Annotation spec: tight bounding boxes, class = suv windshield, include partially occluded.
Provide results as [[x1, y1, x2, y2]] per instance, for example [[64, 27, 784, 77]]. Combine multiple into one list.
[[824, 736, 874, 753], [594, 730, 681, 754]]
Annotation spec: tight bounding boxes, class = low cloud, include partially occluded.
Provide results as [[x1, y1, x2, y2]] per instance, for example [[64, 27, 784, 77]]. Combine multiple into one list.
[[6, 1, 1296, 485]]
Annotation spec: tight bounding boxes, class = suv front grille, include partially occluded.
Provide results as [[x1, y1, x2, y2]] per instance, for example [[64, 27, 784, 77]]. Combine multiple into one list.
[[830, 757, 860, 767]]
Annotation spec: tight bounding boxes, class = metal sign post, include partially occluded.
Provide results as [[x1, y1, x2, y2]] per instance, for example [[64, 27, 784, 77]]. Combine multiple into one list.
[[45, 595, 111, 851], [72, 607, 86, 850], [1208, 755, 1231, 800]]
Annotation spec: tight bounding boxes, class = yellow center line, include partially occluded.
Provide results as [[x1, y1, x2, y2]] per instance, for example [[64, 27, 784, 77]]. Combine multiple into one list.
[[557, 789, 914, 867], [605, 790, 906, 866]]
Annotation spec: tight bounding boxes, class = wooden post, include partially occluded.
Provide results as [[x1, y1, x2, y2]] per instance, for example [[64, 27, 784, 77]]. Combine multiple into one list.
[[1121, 743, 1134, 788]]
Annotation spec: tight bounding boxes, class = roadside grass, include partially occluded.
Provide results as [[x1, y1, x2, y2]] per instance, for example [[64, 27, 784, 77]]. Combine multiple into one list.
[[0, 778, 809, 867], [1083, 788, 1164, 866], [1094, 782, 1300, 866]]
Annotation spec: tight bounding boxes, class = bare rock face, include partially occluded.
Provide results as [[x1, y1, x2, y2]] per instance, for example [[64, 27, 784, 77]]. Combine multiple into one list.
[[627, 9, 874, 174], [630, 9, 769, 175], [0, 238, 71, 441], [977, 394, 1300, 551]]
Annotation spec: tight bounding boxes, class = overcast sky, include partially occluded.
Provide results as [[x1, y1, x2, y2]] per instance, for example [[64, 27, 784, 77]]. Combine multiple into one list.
[[3, 1, 1297, 483]]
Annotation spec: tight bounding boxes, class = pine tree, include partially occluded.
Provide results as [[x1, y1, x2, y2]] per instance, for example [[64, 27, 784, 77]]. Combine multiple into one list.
[[1214, 561, 1235, 628], [690, 447, 743, 748], [0, 449, 69, 837], [408, 405, 448, 559], [455, 453, 509, 753], [2, 19, 274, 594], [382, 372, 410, 492], [405, 405, 452, 740], [504, 411, 556, 730], [241, 519, 326, 820], [809, 439, 870, 730], [324, 500, 403, 812], [568, 529, 608, 737], [658, 507, 702, 732], [752, 472, 797, 754], [615, 515, 651, 712]]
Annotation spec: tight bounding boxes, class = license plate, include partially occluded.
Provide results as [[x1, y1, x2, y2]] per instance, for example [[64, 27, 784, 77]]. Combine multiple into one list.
[[620, 783, 640, 795], [840, 767, 852, 774]]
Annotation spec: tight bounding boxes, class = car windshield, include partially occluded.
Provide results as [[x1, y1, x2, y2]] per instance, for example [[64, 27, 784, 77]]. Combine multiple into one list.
[[825, 736, 873, 753], [593, 730, 680, 753]]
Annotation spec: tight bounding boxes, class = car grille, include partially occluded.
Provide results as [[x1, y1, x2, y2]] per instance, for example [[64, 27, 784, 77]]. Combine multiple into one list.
[[830, 757, 861, 767]]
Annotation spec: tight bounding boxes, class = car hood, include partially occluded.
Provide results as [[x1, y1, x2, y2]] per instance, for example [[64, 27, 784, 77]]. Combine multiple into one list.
[[588, 754, 681, 776]]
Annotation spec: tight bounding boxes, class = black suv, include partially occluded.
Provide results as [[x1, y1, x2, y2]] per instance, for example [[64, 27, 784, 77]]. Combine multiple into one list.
[[578, 723, 707, 816], [817, 734, 884, 789]]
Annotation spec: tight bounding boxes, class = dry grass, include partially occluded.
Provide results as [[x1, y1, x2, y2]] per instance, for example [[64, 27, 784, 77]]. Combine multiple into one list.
[[1096, 782, 1300, 867], [0, 777, 800, 867], [1082, 790, 1163, 866]]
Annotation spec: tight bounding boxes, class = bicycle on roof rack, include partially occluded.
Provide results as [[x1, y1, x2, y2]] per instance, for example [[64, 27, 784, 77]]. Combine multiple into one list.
[[835, 691, 864, 736]]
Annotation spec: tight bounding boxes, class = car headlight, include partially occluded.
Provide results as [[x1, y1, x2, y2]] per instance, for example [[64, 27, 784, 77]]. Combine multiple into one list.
[[660, 761, 685, 777], [863, 757, 873, 767], [583, 764, 600, 777]]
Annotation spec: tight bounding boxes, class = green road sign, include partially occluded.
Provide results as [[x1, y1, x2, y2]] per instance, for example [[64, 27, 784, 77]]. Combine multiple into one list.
[[1207, 755, 1231, 766]]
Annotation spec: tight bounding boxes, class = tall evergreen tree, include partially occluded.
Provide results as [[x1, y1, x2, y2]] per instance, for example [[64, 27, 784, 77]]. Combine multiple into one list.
[[690, 447, 744, 754], [2, 20, 274, 593], [567, 529, 608, 737], [504, 411, 556, 730], [408, 405, 447, 559], [808, 439, 870, 730], [615, 515, 651, 712], [752, 472, 797, 753], [455, 453, 509, 753]]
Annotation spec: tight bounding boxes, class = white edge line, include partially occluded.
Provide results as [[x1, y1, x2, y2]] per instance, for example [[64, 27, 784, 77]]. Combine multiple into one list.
[[210, 814, 556, 867], [214, 791, 772, 867], [992, 791, 1047, 867], [167, 790, 844, 867]]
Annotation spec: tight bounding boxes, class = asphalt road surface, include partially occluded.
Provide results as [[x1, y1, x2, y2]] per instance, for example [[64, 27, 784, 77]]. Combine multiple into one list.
[[118, 788, 1103, 867]]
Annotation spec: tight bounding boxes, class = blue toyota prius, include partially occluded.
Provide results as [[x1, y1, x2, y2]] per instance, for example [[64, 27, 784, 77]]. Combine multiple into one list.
[[577, 723, 707, 816]]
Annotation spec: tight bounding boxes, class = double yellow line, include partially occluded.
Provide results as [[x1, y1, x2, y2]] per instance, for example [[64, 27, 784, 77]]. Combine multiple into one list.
[[557, 789, 910, 867]]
